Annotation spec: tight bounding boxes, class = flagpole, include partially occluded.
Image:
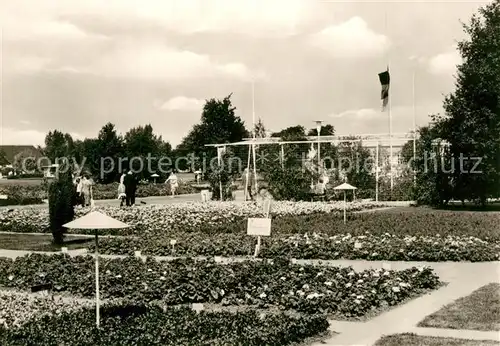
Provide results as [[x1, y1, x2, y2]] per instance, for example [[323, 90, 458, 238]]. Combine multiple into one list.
[[412, 69, 417, 186], [384, 9, 393, 193], [375, 141, 379, 202], [389, 65, 393, 192], [252, 79, 258, 193]]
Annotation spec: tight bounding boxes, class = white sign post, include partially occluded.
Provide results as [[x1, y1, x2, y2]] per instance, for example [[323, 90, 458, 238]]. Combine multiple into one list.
[[247, 218, 271, 257], [170, 239, 177, 255]]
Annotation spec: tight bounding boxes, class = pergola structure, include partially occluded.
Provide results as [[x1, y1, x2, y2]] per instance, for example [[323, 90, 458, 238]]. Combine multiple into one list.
[[205, 132, 418, 201]]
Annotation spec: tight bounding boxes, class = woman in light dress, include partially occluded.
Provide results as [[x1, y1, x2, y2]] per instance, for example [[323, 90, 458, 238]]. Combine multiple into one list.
[[81, 175, 92, 206], [165, 171, 179, 197], [117, 172, 126, 207]]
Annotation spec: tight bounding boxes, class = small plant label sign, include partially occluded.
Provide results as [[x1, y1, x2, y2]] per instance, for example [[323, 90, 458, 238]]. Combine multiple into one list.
[[0, 194, 7, 200], [214, 256, 222, 263], [61, 247, 68, 253], [354, 242, 362, 249], [247, 218, 271, 236], [170, 239, 177, 245], [134, 251, 142, 257], [192, 303, 204, 313]]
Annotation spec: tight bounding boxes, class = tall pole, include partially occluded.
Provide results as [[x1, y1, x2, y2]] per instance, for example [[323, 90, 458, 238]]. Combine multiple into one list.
[[384, 9, 393, 192], [95, 232, 100, 328], [375, 142, 379, 202], [245, 145, 251, 201], [252, 80, 258, 193], [315, 121, 323, 181], [412, 69, 417, 186], [280, 144, 284, 169], [0, 28, 3, 145], [389, 68, 393, 192], [317, 128, 321, 177]]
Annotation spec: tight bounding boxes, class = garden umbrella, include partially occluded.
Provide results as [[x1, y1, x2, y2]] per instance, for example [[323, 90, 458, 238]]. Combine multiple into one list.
[[63, 211, 130, 328], [151, 173, 159, 184], [333, 183, 357, 224]]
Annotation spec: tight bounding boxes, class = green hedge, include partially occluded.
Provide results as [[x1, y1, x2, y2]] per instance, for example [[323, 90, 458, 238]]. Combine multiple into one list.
[[0, 185, 45, 205], [0, 303, 329, 346], [92, 182, 198, 200]]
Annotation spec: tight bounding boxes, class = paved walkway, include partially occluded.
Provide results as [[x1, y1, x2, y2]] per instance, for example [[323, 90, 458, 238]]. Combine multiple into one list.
[[310, 262, 500, 346], [0, 192, 207, 209]]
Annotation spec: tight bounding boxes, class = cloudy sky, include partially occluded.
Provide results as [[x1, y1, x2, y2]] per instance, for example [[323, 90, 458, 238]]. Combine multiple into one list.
[[0, 0, 488, 147]]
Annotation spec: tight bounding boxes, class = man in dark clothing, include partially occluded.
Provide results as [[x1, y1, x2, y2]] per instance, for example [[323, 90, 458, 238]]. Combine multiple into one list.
[[124, 171, 137, 207]]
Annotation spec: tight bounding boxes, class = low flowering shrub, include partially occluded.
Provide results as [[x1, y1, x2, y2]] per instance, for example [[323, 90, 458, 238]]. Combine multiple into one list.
[[0, 290, 92, 330], [87, 232, 500, 262], [0, 254, 440, 318], [0, 302, 329, 346], [0, 201, 383, 235]]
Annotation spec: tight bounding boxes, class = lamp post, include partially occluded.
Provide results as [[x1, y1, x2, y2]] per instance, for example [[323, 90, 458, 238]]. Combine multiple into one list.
[[314, 120, 323, 177]]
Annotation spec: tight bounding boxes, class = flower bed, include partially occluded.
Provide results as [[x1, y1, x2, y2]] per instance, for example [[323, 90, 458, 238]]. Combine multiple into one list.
[[86, 232, 500, 262], [0, 254, 440, 318], [0, 201, 383, 235], [0, 302, 329, 346], [0, 290, 92, 330]]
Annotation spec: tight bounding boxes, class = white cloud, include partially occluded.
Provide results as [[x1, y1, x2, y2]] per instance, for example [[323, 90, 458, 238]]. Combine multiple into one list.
[[156, 96, 204, 111], [0, 128, 84, 146], [329, 108, 380, 119], [0, 128, 46, 146], [428, 48, 462, 75], [86, 42, 258, 81], [1, 0, 311, 39], [309, 17, 390, 58]]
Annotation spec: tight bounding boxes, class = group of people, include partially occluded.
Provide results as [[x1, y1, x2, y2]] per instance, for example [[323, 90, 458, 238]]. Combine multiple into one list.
[[73, 174, 93, 207], [117, 171, 138, 207], [116, 171, 179, 207]]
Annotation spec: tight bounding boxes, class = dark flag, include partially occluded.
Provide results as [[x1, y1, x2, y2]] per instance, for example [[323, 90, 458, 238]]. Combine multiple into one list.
[[378, 69, 390, 111]]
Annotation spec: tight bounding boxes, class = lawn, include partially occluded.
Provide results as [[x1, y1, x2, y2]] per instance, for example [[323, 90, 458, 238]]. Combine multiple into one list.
[[0, 233, 93, 252], [375, 334, 500, 346], [419, 283, 500, 331]]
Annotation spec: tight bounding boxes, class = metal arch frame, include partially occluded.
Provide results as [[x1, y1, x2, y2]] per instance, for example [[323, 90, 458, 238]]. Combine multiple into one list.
[[204, 132, 417, 148]]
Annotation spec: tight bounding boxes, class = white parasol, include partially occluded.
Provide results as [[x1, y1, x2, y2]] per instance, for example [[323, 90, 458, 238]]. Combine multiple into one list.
[[63, 211, 130, 328], [333, 183, 357, 224]]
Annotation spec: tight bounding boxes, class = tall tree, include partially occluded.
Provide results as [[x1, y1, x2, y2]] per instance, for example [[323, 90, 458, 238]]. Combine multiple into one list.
[[176, 94, 249, 171], [96, 123, 124, 183], [436, 0, 500, 205], [254, 118, 267, 138], [308, 124, 337, 169], [44, 130, 75, 163], [413, 125, 454, 206], [335, 138, 375, 197], [124, 124, 172, 179]]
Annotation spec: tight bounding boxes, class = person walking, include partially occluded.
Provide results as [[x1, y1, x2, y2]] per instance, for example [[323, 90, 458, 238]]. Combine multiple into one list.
[[165, 171, 179, 197], [124, 171, 137, 207], [118, 172, 126, 207], [81, 175, 92, 207]]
